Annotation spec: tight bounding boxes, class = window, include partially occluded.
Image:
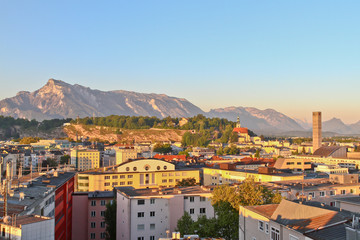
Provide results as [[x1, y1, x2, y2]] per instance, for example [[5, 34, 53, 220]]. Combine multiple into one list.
[[265, 223, 269, 234], [104, 182, 110, 186], [190, 196, 194, 202], [308, 192, 315, 199], [105, 176, 110, 180], [150, 199, 155, 204], [162, 173, 167, 177], [137, 224, 145, 230], [120, 175, 126, 179], [112, 175, 118, 179], [163, 166, 167, 170], [150, 223, 155, 230], [128, 175, 133, 178], [150, 211, 155, 217], [319, 191, 325, 197], [270, 227, 280, 240], [341, 190, 346, 195], [162, 179, 167, 183], [101, 221, 105, 228], [138, 237, 144, 240], [128, 181, 133, 185], [190, 208, 194, 214], [297, 162, 302, 165], [330, 190, 336, 196], [90, 233, 96, 239], [138, 200, 145, 205], [101, 200, 106, 206], [91, 211, 96, 217], [289, 235, 299, 240], [101, 232, 106, 239], [91, 222, 96, 228], [150, 236, 155, 240], [120, 182, 125, 185], [101, 211, 105, 217], [200, 208, 206, 214], [258, 221, 264, 231], [133, 167, 137, 171], [350, 189, 354, 193], [91, 200, 96, 206], [138, 212, 145, 218], [200, 197, 206, 202]]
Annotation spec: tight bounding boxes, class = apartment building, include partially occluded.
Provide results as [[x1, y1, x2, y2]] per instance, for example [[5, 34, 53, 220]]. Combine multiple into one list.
[[76, 159, 200, 192], [239, 199, 353, 240], [72, 191, 114, 240], [116, 186, 214, 240], [264, 173, 360, 206], [294, 155, 360, 170], [203, 167, 303, 186], [70, 149, 101, 171], [115, 147, 138, 164]]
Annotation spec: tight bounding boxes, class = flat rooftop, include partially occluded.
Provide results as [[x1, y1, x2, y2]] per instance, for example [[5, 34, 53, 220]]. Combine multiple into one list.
[[116, 186, 213, 198]]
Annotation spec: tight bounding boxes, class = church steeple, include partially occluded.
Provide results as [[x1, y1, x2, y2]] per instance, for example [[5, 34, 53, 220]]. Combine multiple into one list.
[[236, 116, 241, 128]]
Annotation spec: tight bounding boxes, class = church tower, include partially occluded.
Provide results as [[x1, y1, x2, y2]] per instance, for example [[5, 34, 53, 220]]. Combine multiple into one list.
[[236, 116, 241, 128]]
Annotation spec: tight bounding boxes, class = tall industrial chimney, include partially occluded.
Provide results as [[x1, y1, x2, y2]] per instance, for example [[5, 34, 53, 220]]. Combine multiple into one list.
[[312, 112, 322, 152]]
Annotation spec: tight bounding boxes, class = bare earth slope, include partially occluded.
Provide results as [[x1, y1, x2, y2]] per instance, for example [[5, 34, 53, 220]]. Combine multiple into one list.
[[64, 124, 186, 143]]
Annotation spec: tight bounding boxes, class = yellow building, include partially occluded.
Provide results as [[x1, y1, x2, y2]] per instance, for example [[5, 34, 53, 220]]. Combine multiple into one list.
[[76, 158, 200, 192], [203, 167, 303, 186], [70, 149, 101, 171], [115, 147, 138, 164]]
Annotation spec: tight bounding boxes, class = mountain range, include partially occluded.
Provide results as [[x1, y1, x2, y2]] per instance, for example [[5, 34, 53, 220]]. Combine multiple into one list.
[[0, 79, 359, 135]]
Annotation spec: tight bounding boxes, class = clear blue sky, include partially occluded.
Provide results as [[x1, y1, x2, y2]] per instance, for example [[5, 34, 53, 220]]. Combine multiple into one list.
[[1, 1, 359, 123]]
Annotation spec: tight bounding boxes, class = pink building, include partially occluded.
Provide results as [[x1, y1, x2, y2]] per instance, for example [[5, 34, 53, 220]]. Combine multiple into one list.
[[72, 191, 114, 240]]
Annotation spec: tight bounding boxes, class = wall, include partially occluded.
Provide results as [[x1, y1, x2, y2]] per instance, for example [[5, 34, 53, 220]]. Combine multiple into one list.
[[72, 194, 88, 240]]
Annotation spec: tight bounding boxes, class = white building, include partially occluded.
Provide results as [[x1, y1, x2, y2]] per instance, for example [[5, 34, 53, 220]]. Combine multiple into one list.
[[116, 186, 215, 240], [0, 215, 54, 240]]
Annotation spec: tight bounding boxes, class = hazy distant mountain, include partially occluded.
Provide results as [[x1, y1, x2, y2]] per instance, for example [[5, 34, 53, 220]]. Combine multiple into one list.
[[323, 118, 356, 135], [293, 118, 312, 130], [0, 79, 205, 121], [206, 107, 304, 133], [1, 79, 359, 135]]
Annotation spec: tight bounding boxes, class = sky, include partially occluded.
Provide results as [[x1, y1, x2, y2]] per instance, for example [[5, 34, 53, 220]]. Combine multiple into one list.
[[1, 1, 359, 123]]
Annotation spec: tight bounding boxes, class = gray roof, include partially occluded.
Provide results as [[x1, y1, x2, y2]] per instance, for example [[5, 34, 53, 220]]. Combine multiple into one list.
[[313, 146, 344, 157], [304, 223, 346, 240]]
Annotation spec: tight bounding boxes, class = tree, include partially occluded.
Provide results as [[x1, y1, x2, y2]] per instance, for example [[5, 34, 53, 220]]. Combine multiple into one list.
[[229, 132, 238, 143], [254, 149, 260, 158], [153, 143, 172, 154], [104, 199, 116, 240], [176, 178, 197, 187], [42, 158, 58, 168], [176, 212, 194, 236], [211, 178, 283, 211], [60, 155, 70, 165], [213, 201, 239, 240]]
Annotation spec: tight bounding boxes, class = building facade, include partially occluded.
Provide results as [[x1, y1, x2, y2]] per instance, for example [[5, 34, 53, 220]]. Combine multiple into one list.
[[76, 159, 200, 192], [116, 186, 214, 240]]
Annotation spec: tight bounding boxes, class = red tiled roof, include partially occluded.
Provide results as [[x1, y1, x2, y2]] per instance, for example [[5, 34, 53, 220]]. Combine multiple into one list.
[[153, 154, 187, 161], [287, 211, 347, 233], [246, 204, 279, 218], [233, 127, 249, 134]]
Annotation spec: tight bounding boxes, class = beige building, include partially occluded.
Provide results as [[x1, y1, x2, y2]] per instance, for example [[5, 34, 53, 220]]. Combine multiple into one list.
[[315, 164, 348, 174], [203, 167, 304, 186], [273, 158, 312, 171], [294, 155, 360, 170], [71, 149, 101, 171], [115, 147, 138, 165], [76, 159, 200, 192], [239, 199, 352, 240]]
